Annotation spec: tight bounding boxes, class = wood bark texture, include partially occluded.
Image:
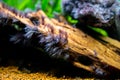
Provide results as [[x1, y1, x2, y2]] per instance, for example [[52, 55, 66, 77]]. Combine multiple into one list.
[[0, 3, 120, 77]]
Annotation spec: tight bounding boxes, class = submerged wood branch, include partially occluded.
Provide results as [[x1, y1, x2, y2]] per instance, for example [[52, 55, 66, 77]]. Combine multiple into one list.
[[0, 3, 120, 76]]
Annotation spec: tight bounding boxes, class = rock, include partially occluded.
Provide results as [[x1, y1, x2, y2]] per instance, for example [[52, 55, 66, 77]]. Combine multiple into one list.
[[62, 0, 120, 27], [62, 0, 120, 40]]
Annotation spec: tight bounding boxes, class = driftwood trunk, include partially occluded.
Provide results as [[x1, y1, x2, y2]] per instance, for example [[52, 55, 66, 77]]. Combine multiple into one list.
[[0, 3, 120, 77]]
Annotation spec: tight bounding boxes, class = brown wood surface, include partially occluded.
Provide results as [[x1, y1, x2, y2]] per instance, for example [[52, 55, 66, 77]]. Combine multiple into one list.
[[0, 3, 120, 76]]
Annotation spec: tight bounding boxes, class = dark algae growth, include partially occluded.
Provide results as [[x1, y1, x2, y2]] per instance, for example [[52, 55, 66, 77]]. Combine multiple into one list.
[[0, 1, 120, 79]]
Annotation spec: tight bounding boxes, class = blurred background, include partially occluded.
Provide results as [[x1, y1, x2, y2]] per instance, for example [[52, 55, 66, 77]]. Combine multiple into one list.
[[2, 0, 118, 39]]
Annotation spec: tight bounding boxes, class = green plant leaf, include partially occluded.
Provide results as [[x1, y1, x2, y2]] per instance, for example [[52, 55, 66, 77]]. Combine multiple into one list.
[[88, 26, 108, 36], [17, 0, 30, 10], [41, 0, 49, 11], [52, 0, 61, 13], [67, 16, 78, 24], [3, 0, 38, 11]]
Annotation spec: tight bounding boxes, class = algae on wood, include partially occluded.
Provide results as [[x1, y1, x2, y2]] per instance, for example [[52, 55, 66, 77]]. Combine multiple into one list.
[[0, 3, 120, 77]]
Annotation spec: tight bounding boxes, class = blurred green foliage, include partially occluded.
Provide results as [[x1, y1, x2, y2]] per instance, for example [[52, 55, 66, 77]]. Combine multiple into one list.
[[67, 16, 78, 24], [2, 0, 62, 18], [2, 0, 37, 10], [88, 26, 108, 37], [41, 0, 62, 17]]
